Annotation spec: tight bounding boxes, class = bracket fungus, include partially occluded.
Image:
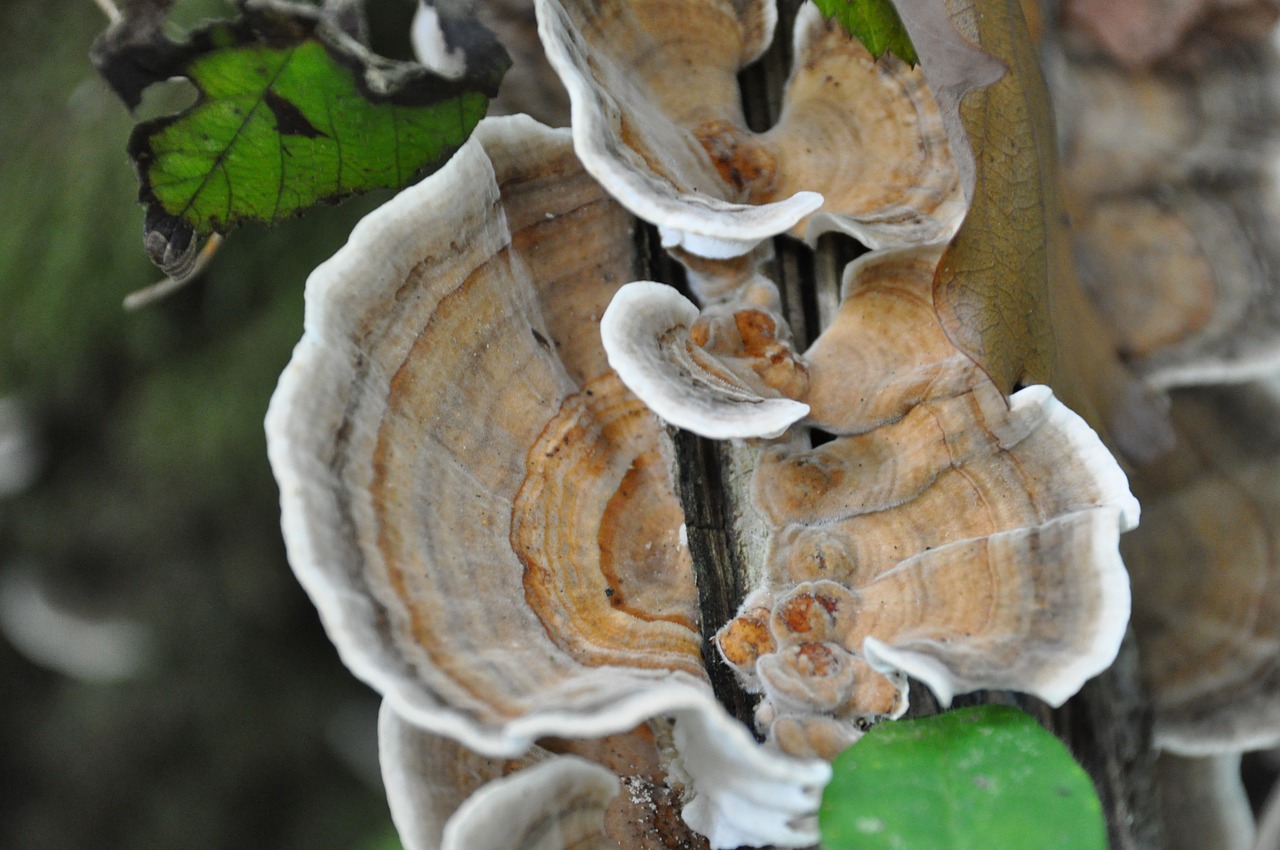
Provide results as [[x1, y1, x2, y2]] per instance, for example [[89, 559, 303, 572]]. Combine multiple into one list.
[[600, 279, 811, 440], [673, 247, 1139, 759], [1052, 34, 1280, 389], [267, 114, 829, 849], [380, 703, 702, 850], [594, 212, 1135, 762], [267, 3, 1147, 847], [1124, 382, 1280, 756], [535, 0, 963, 258]]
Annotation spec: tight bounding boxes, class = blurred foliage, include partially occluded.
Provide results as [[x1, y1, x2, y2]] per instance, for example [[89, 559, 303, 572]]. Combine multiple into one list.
[[0, 0, 410, 848]]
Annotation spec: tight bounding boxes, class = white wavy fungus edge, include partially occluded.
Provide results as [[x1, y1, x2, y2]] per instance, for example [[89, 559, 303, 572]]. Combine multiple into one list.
[[864, 384, 1138, 708], [601, 281, 811, 439], [534, 0, 824, 258]]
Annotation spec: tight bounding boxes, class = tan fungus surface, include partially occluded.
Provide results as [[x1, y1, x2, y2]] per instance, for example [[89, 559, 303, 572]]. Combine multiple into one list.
[[267, 116, 707, 754], [683, 246, 1138, 760], [537, 0, 963, 255]]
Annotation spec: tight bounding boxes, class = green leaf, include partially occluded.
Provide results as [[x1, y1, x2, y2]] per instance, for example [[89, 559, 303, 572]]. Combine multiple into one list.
[[92, 0, 509, 276], [811, 0, 918, 65], [820, 706, 1107, 850]]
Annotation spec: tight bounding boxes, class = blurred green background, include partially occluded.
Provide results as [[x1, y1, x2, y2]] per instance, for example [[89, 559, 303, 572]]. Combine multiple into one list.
[[0, 1, 412, 847]]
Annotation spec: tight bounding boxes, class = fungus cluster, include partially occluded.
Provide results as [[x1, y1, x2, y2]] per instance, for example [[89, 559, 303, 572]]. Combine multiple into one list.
[[266, 2, 1147, 848]]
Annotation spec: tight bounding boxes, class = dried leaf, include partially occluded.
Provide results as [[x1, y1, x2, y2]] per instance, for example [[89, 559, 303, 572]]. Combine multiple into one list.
[[928, 0, 1056, 395], [891, 0, 1005, 201], [915, 0, 1172, 460]]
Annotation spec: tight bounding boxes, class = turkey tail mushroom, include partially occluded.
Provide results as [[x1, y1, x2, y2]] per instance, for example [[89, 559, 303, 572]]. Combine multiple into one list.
[[267, 114, 827, 849], [535, 0, 963, 258], [1125, 382, 1280, 756], [652, 245, 1143, 761]]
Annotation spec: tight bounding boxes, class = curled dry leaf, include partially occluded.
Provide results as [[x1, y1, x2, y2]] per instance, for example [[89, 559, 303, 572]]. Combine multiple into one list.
[[927, 0, 1058, 395], [907, 0, 1172, 463], [266, 114, 828, 850], [535, 0, 963, 258], [890, 0, 1006, 201]]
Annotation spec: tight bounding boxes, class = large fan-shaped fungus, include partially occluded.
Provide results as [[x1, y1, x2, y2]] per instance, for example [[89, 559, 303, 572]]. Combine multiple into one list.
[[267, 115, 828, 849], [535, 0, 963, 257], [601, 246, 1138, 760]]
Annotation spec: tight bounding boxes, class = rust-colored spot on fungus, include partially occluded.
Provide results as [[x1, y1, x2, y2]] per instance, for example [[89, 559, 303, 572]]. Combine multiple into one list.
[[794, 642, 838, 677], [734, 309, 779, 357], [718, 607, 776, 669], [688, 320, 711, 348], [777, 593, 836, 636], [692, 119, 779, 201]]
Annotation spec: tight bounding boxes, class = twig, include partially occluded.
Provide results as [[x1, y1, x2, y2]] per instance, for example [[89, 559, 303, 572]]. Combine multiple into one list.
[[91, 0, 122, 23], [123, 233, 224, 310]]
